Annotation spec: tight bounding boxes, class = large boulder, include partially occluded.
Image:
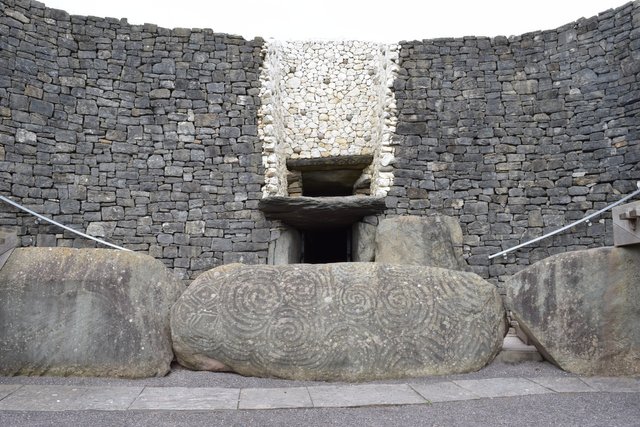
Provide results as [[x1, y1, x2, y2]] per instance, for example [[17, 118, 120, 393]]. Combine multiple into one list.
[[0, 248, 185, 378], [171, 263, 505, 381], [506, 246, 640, 376], [375, 215, 468, 270]]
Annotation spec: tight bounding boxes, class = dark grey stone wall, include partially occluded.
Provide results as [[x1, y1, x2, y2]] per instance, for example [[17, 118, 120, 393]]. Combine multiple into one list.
[[0, 0, 266, 280], [1, 0, 638, 283], [390, 1, 640, 282]]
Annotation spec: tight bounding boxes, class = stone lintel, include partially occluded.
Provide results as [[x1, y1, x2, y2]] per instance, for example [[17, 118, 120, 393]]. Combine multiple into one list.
[[258, 195, 386, 230], [286, 155, 374, 171]]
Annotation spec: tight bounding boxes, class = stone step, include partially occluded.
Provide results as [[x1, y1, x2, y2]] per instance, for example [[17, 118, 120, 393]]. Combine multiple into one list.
[[495, 328, 543, 364], [511, 321, 533, 345]]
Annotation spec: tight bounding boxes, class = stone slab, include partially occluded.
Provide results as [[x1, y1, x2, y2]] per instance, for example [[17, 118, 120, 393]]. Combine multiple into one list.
[[410, 382, 481, 402], [308, 384, 426, 408], [528, 377, 596, 393], [375, 215, 468, 270], [0, 384, 22, 400], [0, 385, 142, 411], [352, 221, 376, 262], [286, 155, 374, 171], [268, 228, 301, 265], [258, 196, 386, 229], [495, 350, 544, 364], [502, 336, 540, 352], [454, 378, 552, 398], [580, 377, 640, 393], [239, 387, 312, 409], [129, 387, 240, 410], [495, 335, 543, 363]]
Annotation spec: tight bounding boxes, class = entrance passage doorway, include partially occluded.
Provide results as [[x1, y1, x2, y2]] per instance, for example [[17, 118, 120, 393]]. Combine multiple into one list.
[[261, 155, 386, 265], [302, 227, 351, 264]]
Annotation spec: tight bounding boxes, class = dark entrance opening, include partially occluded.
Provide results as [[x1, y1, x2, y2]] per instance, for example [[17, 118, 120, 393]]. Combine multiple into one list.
[[286, 155, 374, 197], [302, 227, 351, 263], [301, 170, 363, 197]]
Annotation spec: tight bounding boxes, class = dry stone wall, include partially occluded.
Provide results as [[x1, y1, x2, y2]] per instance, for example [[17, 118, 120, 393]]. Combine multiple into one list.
[[390, 1, 640, 282], [0, 0, 638, 283], [0, 0, 266, 280]]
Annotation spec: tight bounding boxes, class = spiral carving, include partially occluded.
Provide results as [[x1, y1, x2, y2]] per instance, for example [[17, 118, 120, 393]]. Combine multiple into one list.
[[337, 283, 377, 320], [171, 263, 505, 381], [218, 267, 282, 335], [280, 267, 326, 309]]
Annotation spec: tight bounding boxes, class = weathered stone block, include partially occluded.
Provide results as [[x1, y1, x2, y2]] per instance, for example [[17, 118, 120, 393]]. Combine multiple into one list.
[[219, 126, 240, 138], [152, 59, 176, 75], [15, 129, 36, 143], [149, 88, 171, 99], [147, 155, 165, 168], [352, 221, 376, 262], [77, 99, 98, 115], [268, 228, 301, 265], [537, 99, 564, 114], [29, 99, 54, 116], [101, 206, 124, 220], [396, 122, 427, 135], [375, 215, 468, 270], [0, 248, 185, 378], [171, 263, 505, 381], [506, 247, 640, 376]]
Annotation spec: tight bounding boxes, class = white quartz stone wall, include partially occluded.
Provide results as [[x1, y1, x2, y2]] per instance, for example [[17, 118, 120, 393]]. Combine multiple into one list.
[[259, 40, 399, 197]]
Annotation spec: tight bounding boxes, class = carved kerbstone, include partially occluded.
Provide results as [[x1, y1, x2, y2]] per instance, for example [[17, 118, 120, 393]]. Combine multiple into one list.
[[171, 263, 505, 381]]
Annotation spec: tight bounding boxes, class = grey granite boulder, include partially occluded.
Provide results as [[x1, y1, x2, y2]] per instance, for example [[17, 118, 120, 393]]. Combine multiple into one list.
[[171, 263, 505, 381], [0, 248, 185, 378], [375, 215, 468, 270], [506, 246, 640, 376]]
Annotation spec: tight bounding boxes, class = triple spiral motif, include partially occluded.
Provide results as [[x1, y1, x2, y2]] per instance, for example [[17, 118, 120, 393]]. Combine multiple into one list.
[[172, 263, 504, 381]]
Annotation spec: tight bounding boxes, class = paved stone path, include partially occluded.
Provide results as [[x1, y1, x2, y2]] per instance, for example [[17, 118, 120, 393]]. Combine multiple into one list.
[[0, 376, 638, 411]]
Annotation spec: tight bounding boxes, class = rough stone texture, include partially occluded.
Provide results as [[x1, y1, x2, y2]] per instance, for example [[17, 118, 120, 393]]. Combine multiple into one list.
[[506, 246, 640, 376], [352, 221, 376, 262], [171, 263, 505, 381], [267, 228, 301, 264], [258, 196, 386, 229], [375, 215, 467, 270], [259, 41, 398, 198], [390, 2, 640, 284], [0, 247, 185, 378], [0, 0, 638, 283], [0, 0, 266, 281]]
